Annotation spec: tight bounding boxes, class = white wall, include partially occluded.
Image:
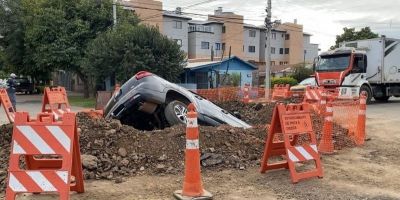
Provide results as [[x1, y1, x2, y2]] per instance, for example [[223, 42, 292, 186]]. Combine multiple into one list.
[[243, 27, 261, 62], [163, 16, 189, 53]]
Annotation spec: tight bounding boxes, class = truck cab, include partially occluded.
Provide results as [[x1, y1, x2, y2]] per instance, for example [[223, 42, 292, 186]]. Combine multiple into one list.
[[315, 48, 369, 100]]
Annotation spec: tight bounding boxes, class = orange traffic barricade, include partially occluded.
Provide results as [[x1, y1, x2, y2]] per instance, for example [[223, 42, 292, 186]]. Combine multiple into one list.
[[272, 84, 291, 101], [0, 89, 16, 123], [5, 112, 84, 200], [42, 87, 71, 120], [260, 103, 323, 183], [174, 104, 212, 200]]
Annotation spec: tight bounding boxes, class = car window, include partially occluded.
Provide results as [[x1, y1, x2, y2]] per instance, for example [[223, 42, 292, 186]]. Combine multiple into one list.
[[299, 78, 315, 86]]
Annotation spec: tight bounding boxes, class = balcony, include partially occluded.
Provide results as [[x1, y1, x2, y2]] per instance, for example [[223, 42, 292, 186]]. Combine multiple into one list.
[[188, 25, 214, 33]]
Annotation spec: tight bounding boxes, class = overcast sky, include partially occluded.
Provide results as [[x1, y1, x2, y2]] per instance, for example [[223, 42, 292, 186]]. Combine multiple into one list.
[[162, 0, 400, 51]]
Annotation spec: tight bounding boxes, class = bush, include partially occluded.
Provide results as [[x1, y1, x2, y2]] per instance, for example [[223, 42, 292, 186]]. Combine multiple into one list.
[[292, 64, 314, 82], [271, 77, 298, 88]]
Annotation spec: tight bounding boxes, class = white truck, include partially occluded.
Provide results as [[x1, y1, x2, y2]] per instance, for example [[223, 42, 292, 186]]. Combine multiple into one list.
[[314, 36, 400, 103]]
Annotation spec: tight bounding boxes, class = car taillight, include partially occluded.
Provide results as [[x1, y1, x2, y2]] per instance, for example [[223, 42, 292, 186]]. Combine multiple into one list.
[[135, 71, 152, 80]]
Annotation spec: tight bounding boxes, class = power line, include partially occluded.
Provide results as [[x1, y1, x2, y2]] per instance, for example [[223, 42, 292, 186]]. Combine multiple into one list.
[[182, 0, 218, 9]]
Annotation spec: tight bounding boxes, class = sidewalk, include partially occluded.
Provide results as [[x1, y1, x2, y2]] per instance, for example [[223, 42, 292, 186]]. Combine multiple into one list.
[[0, 94, 86, 125]]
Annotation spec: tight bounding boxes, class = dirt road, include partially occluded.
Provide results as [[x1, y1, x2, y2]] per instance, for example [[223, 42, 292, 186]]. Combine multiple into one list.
[[1, 99, 400, 200]]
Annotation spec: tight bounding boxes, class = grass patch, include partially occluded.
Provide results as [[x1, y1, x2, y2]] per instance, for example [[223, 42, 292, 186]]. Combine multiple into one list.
[[69, 96, 96, 108]]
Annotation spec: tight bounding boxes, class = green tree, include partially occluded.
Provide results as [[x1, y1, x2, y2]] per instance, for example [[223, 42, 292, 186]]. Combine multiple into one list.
[[82, 23, 186, 86], [331, 27, 379, 49], [0, 0, 139, 97], [291, 64, 314, 82]]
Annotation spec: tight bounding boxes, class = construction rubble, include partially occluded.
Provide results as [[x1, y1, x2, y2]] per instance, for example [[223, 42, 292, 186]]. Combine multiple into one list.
[[0, 101, 355, 192]]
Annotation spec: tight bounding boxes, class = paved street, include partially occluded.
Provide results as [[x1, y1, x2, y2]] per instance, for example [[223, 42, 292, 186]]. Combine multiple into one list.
[[0, 94, 86, 124]]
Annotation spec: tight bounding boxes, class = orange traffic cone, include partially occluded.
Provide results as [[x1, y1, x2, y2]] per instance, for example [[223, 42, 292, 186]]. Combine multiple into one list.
[[174, 104, 213, 200], [243, 84, 250, 103], [318, 99, 335, 154], [355, 92, 367, 145]]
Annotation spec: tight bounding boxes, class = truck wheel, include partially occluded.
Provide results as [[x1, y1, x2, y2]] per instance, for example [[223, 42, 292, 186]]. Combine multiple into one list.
[[360, 85, 372, 104], [374, 96, 390, 102], [164, 100, 188, 126]]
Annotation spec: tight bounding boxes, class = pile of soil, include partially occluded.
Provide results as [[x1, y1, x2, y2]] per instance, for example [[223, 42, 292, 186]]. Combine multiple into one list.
[[0, 101, 355, 192], [215, 101, 275, 125]]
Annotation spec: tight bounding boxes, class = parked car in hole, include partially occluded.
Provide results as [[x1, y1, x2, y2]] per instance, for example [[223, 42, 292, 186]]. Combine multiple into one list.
[[104, 71, 251, 130]]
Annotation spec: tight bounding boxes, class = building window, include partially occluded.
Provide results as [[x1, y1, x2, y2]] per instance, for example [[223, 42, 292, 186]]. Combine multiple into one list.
[[285, 34, 290, 40], [248, 46, 256, 53], [283, 61, 288, 65], [222, 43, 226, 50], [173, 20, 182, 29], [201, 41, 209, 49], [279, 48, 284, 54], [285, 48, 289, 54], [222, 26, 226, 33], [271, 33, 276, 40], [174, 39, 182, 47], [249, 30, 256, 37], [271, 61, 276, 66], [271, 47, 276, 54], [279, 61, 284, 65], [215, 43, 221, 50]]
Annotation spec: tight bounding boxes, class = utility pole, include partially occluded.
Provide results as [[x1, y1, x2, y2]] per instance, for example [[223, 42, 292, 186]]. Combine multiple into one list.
[[113, 0, 117, 27], [265, 0, 272, 100]]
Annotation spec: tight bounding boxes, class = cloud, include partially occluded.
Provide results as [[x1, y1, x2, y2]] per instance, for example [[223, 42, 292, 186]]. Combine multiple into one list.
[[163, 0, 400, 51]]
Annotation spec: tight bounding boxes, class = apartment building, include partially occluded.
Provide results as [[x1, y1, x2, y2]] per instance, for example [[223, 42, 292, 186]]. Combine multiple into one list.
[[268, 21, 320, 67], [122, 0, 319, 66], [188, 20, 225, 60], [163, 9, 192, 53]]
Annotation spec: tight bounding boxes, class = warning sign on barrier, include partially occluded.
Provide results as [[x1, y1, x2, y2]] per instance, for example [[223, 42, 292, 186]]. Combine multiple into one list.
[[260, 103, 323, 183], [282, 114, 313, 134]]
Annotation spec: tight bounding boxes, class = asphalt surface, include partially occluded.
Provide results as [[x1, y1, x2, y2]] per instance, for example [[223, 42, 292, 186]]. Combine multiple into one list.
[[0, 94, 86, 124]]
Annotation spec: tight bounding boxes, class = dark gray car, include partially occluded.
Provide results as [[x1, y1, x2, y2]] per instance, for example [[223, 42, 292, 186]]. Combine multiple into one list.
[[104, 71, 251, 130]]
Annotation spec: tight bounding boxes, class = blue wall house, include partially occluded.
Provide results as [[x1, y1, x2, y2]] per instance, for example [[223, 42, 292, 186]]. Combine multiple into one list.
[[183, 56, 257, 89]]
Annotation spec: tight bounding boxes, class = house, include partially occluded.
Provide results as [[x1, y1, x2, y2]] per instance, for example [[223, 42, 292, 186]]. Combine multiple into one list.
[[183, 56, 257, 89]]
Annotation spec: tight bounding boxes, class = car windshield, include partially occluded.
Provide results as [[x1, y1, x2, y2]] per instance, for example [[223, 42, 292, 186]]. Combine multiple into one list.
[[316, 54, 350, 72], [299, 78, 315, 86]]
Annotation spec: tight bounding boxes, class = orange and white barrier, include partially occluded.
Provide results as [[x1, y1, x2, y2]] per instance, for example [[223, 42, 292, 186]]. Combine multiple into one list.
[[355, 92, 367, 145], [272, 84, 291, 101], [5, 112, 84, 199], [318, 100, 334, 154], [41, 87, 71, 120], [260, 103, 323, 183], [173, 104, 212, 200], [0, 89, 16, 123]]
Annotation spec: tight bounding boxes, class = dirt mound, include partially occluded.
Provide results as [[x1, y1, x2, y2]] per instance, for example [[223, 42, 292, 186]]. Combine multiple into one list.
[[216, 101, 275, 125], [78, 114, 265, 181]]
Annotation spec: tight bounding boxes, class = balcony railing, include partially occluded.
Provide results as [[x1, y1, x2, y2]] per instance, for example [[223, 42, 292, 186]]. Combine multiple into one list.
[[188, 25, 214, 33]]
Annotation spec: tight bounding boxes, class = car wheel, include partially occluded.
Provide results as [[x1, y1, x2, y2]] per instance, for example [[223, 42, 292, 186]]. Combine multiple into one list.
[[164, 100, 188, 126], [360, 85, 372, 104]]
